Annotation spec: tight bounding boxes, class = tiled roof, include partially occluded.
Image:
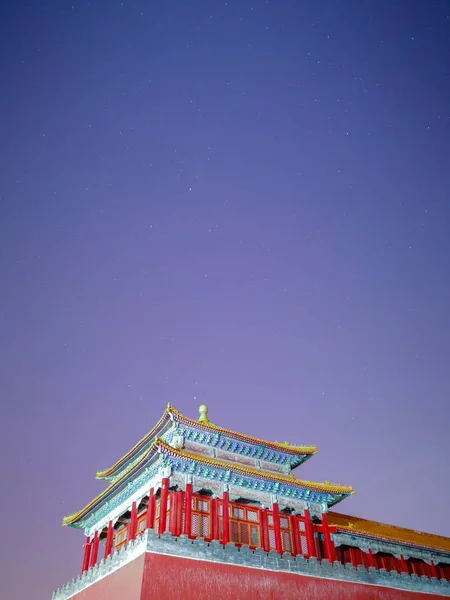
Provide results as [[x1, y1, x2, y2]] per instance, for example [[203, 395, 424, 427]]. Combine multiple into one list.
[[96, 404, 317, 480], [329, 512, 450, 554], [64, 439, 351, 527], [160, 440, 353, 494]]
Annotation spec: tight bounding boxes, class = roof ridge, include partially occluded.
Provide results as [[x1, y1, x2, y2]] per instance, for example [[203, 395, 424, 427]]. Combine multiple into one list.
[[95, 403, 318, 481], [169, 406, 318, 456]]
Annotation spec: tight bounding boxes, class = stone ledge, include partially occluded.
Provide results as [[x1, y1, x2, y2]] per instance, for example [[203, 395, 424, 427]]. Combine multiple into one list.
[[52, 531, 450, 600]]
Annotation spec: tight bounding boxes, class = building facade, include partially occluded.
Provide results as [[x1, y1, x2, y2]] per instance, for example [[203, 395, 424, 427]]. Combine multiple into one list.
[[52, 404, 450, 599]]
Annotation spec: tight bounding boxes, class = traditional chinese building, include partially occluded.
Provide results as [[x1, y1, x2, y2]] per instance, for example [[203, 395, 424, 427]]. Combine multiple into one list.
[[53, 404, 450, 599]]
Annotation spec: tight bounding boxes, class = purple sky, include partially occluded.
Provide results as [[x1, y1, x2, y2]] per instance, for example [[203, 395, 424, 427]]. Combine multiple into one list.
[[1, 1, 450, 598]]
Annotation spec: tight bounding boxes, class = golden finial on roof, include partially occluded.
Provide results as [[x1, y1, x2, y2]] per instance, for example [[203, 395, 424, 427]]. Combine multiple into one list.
[[198, 404, 210, 424]]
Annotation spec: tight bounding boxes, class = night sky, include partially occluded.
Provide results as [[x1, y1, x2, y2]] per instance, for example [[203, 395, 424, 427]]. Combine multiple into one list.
[[1, 1, 450, 598]]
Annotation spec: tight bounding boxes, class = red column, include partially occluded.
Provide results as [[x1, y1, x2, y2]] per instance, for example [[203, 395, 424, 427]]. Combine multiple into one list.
[[177, 492, 182, 534], [211, 498, 218, 540], [146, 488, 155, 530], [367, 549, 376, 568], [272, 502, 283, 555], [303, 509, 316, 558], [89, 531, 99, 568], [169, 491, 177, 535], [183, 483, 193, 537], [350, 547, 358, 568], [321, 513, 336, 563], [127, 501, 138, 542], [81, 536, 91, 573], [104, 521, 114, 559], [399, 555, 408, 573], [260, 509, 270, 552], [158, 477, 169, 535], [222, 490, 230, 545], [290, 515, 300, 556], [430, 561, 438, 578]]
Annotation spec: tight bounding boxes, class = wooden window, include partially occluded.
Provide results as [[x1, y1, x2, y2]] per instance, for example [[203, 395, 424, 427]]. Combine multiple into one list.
[[228, 502, 261, 548], [190, 495, 212, 540], [114, 527, 128, 550]]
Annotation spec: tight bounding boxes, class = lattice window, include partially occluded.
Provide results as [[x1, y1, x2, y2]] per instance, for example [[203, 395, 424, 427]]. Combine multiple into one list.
[[265, 511, 293, 554], [225, 502, 261, 548], [297, 519, 308, 556], [250, 524, 259, 546], [233, 507, 245, 519], [268, 528, 276, 550], [282, 530, 292, 553], [247, 510, 258, 522], [137, 515, 147, 535], [190, 495, 211, 539], [191, 513, 210, 537], [114, 527, 127, 549]]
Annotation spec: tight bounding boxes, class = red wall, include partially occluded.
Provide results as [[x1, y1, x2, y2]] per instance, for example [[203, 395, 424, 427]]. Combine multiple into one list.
[[73, 554, 144, 600], [141, 553, 445, 600], [71, 552, 446, 600]]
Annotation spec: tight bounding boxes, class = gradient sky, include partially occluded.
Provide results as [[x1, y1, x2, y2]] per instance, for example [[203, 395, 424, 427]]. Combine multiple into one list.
[[1, 1, 450, 599]]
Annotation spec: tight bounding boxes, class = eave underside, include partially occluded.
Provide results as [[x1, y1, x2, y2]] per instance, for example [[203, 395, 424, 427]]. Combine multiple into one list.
[[64, 441, 352, 530]]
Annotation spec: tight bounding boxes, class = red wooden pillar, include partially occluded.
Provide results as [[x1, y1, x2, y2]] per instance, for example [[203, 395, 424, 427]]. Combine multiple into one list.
[[127, 501, 138, 542], [430, 561, 438, 578], [222, 490, 230, 545], [146, 488, 155, 530], [260, 509, 270, 552], [290, 515, 300, 556], [158, 477, 169, 535], [321, 513, 336, 563], [104, 521, 114, 559], [89, 530, 99, 568], [169, 491, 180, 535], [271, 502, 283, 555], [399, 555, 408, 573], [183, 483, 193, 537], [211, 498, 218, 540], [176, 491, 183, 536], [349, 547, 358, 568], [304, 509, 316, 558], [81, 536, 91, 573], [367, 549, 376, 568]]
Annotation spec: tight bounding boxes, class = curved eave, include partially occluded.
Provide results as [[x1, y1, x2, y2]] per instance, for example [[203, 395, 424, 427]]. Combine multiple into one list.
[[64, 440, 353, 528], [64, 442, 160, 527], [95, 404, 318, 481], [95, 408, 172, 480], [159, 440, 353, 496]]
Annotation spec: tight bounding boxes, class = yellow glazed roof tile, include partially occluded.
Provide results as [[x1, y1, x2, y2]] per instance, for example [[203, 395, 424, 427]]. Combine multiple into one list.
[[96, 404, 317, 479], [159, 439, 353, 495], [328, 512, 450, 554], [64, 439, 351, 526]]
